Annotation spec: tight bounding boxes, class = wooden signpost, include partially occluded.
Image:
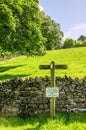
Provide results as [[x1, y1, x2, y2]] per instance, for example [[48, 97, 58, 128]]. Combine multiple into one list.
[[39, 61, 68, 118]]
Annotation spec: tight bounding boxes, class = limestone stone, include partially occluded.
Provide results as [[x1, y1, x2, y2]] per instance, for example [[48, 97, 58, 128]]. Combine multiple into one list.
[[0, 76, 86, 117]]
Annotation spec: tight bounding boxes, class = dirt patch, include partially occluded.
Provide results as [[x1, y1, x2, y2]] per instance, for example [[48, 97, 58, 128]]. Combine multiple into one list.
[[0, 54, 21, 61]]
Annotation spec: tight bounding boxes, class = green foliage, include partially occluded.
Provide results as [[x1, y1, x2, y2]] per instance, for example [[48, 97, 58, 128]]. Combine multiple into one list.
[[74, 40, 82, 47], [0, 0, 45, 55], [78, 35, 86, 41], [0, 47, 86, 81], [41, 12, 63, 50], [82, 40, 86, 46], [0, 2, 16, 50], [63, 38, 74, 48], [75, 40, 86, 47], [63, 37, 86, 49], [0, 112, 86, 130]]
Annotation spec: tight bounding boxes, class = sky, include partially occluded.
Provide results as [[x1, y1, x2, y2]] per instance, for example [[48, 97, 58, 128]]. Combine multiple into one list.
[[39, 0, 86, 40]]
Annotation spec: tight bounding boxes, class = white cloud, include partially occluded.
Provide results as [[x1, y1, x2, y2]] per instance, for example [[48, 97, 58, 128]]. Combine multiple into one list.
[[39, 5, 44, 11], [64, 23, 86, 40]]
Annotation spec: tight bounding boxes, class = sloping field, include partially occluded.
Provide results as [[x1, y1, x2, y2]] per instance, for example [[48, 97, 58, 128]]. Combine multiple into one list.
[[0, 47, 86, 80]]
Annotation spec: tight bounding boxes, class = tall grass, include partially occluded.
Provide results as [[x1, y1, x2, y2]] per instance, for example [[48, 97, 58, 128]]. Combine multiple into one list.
[[0, 47, 86, 80], [0, 112, 86, 130]]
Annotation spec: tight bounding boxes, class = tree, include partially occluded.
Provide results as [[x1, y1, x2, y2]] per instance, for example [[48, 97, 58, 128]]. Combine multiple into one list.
[[74, 40, 86, 47], [74, 40, 82, 47], [63, 38, 74, 48], [41, 12, 63, 50], [0, 0, 45, 55], [0, 2, 16, 50], [77, 35, 86, 41]]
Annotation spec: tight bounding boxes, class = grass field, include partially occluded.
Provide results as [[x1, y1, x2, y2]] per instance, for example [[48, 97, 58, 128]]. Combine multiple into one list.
[[0, 112, 86, 130], [0, 47, 86, 81]]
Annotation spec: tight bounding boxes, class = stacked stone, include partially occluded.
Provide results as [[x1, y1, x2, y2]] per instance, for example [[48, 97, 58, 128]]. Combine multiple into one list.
[[18, 77, 50, 117], [56, 76, 86, 112], [0, 76, 86, 116]]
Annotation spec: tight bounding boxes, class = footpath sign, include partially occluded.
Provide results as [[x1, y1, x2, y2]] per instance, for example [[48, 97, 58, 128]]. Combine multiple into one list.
[[46, 87, 59, 97], [39, 61, 68, 118]]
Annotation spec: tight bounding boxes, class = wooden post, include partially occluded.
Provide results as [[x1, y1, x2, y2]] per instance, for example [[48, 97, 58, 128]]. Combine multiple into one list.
[[39, 61, 68, 118], [50, 61, 55, 118]]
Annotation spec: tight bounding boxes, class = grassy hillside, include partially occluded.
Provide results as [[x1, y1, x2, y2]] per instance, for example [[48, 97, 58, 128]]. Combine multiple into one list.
[[0, 112, 86, 130], [0, 47, 86, 81]]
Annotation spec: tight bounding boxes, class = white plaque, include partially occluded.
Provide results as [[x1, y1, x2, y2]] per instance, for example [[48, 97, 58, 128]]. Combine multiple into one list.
[[46, 87, 59, 97]]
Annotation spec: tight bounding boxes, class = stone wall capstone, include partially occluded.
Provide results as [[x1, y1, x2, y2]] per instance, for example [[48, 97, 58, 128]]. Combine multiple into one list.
[[0, 76, 86, 117]]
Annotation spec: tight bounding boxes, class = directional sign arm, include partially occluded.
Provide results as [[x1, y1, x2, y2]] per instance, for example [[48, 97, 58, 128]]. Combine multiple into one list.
[[39, 64, 68, 70], [55, 65, 68, 69], [39, 65, 50, 69]]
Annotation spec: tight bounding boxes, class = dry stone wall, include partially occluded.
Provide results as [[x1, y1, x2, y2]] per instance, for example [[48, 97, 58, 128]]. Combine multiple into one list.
[[0, 76, 86, 117]]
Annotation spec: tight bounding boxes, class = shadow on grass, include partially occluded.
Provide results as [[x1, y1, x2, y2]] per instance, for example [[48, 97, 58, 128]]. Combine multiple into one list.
[[0, 65, 23, 73], [0, 112, 86, 130], [55, 112, 86, 125], [0, 74, 29, 81], [24, 113, 50, 130], [0, 113, 50, 129]]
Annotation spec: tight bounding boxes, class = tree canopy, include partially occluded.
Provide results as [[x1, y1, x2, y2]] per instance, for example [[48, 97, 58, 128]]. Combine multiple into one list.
[[0, 0, 45, 55], [63, 37, 86, 49], [77, 35, 86, 41], [41, 12, 63, 50], [0, 0, 64, 55]]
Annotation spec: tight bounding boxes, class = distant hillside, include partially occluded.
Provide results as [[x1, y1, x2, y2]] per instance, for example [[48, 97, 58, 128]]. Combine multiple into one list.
[[0, 47, 86, 81]]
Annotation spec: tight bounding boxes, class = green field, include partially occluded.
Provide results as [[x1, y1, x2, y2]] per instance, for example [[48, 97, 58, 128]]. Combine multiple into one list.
[[0, 47, 86, 81], [0, 112, 86, 130]]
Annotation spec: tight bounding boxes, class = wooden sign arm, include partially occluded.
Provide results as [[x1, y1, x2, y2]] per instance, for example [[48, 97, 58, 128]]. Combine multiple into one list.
[[55, 65, 68, 69], [39, 65, 68, 70], [39, 65, 50, 69]]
